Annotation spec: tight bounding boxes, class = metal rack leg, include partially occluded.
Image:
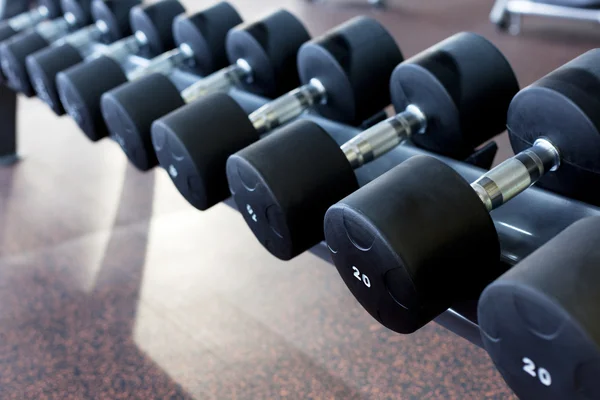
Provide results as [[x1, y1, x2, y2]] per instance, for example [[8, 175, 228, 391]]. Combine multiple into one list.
[[0, 84, 18, 166]]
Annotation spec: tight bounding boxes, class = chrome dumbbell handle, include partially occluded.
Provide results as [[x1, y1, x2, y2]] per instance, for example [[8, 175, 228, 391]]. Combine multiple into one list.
[[91, 31, 148, 64], [54, 20, 109, 49], [248, 78, 326, 135], [341, 105, 426, 169], [126, 43, 194, 81], [471, 138, 561, 211], [8, 5, 50, 31], [180, 59, 253, 103]]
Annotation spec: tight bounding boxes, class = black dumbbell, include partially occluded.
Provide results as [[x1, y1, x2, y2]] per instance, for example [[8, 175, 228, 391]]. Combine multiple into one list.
[[30, 1, 238, 116], [479, 216, 600, 400], [322, 49, 600, 335], [25, 0, 141, 114], [54, 0, 186, 141], [151, 16, 402, 210], [101, 8, 309, 171], [0, 0, 62, 49], [0, 0, 94, 95], [226, 32, 518, 261]]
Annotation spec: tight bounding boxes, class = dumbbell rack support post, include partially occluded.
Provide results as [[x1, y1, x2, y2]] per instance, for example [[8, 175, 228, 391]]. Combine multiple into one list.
[[0, 82, 16, 164]]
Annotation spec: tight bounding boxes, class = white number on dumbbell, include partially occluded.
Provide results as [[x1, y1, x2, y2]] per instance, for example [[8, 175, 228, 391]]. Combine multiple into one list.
[[246, 204, 258, 222], [352, 266, 371, 288], [522, 357, 552, 386]]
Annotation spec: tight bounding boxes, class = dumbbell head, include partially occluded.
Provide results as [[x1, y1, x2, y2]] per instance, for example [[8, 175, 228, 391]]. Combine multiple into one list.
[[507, 49, 600, 207], [129, 0, 185, 57], [57, 55, 127, 141], [227, 120, 359, 260], [0, 30, 50, 95], [27, 44, 84, 114], [99, 3, 244, 170], [61, 0, 93, 28], [40, 0, 64, 19], [391, 32, 519, 158], [173, 2, 243, 75], [56, 0, 185, 141], [0, 0, 93, 96], [297, 16, 403, 125], [91, 0, 140, 42], [479, 217, 600, 400], [323, 155, 501, 333], [225, 9, 310, 97], [152, 92, 258, 210], [102, 73, 185, 170], [26, 0, 141, 115]]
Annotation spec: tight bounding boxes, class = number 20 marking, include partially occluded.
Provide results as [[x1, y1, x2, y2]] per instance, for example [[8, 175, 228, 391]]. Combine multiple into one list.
[[522, 357, 552, 387], [352, 267, 371, 288]]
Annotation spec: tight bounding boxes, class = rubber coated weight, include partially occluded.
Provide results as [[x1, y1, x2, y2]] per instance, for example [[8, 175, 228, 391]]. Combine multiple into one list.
[[228, 119, 359, 260], [102, 73, 185, 171], [129, 0, 185, 57], [391, 32, 519, 158], [91, 0, 140, 42], [507, 49, 600, 207], [101, 2, 243, 170], [40, 0, 64, 19], [0, 31, 50, 96], [57, 0, 185, 141], [152, 92, 257, 210], [57, 55, 127, 141], [61, 0, 93, 29], [172, 2, 243, 76], [323, 156, 501, 333], [226, 9, 310, 97], [297, 16, 403, 125], [26, 0, 141, 115], [26, 43, 83, 114], [479, 217, 600, 400]]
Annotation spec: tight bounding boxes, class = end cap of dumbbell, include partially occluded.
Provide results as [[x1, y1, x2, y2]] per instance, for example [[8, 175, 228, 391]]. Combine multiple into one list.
[[0, 31, 49, 96], [297, 16, 403, 125], [130, 0, 186, 56], [26, 43, 84, 115], [61, 0, 93, 27], [479, 217, 600, 400], [390, 32, 519, 158], [102, 73, 185, 171], [227, 119, 359, 261], [57, 55, 128, 141], [40, 0, 63, 19], [507, 48, 600, 207], [173, 2, 243, 76], [226, 9, 310, 97], [91, 0, 141, 42], [151, 92, 258, 210], [323, 155, 500, 333]]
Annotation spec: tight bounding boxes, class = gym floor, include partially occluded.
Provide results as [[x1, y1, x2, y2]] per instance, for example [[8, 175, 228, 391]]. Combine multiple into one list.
[[0, 0, 598, 398]]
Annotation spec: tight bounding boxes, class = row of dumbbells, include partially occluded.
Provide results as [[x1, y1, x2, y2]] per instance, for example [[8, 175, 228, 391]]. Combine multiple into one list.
[[4, 1, 600, 399]]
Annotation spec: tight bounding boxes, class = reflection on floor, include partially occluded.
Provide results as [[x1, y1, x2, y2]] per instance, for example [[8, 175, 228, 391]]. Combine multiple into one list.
[[2, 0, 599, 398]]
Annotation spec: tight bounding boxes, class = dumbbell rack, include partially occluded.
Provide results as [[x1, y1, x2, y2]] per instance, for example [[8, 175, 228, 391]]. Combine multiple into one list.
[[1, 49, 599, 350]]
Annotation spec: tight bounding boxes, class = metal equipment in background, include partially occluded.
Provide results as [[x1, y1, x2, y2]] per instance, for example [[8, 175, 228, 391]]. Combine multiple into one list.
[[491, 0, 600, 34]]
